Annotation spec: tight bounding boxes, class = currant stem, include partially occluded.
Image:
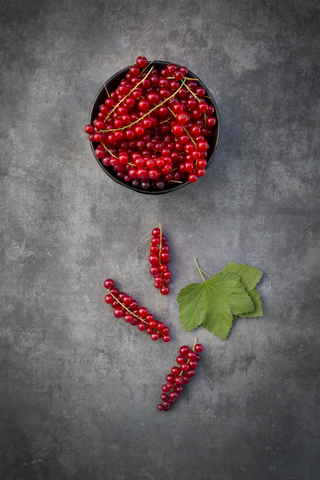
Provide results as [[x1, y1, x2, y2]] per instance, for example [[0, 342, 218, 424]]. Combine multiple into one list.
[[158, 223, 165, 289], [105, 78, 187, 133], [193, 337, 197, 351], [104, 66, 154, 123], [138, 60, 153, 77], [194, 258, 205, 282], [200, 268, 211, 279], [159, 223, 162, 266], [104, 85, 110, 97], [168, 107, 197, 148], [184, 83, 201, 102], [166, 77, 200, 82], [101, 142, 118, 158]]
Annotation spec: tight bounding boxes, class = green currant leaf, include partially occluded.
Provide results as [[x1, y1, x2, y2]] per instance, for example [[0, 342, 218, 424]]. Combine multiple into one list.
[[223, 263, 263, 318], [222, 262, 263, 291], [239, 288, 263, 318], [177, 271, 254, 339]]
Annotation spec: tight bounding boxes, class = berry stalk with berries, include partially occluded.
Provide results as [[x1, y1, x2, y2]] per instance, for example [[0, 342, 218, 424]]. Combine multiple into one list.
[[149, 224, 172, 295], [157, 339, 203, 411], [103, 279, 171, 342]]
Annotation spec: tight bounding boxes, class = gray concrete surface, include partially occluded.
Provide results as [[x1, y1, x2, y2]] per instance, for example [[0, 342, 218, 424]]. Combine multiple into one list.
[[1, 0, 320, 479]]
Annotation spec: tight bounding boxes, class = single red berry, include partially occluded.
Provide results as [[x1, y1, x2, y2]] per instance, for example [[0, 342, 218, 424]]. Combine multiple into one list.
[[124, 313, 133, 323], [175, 376, 184, 386], [148, 319, 157, 329], [194, 343, 203, 353], [104, 279, 114, 289], [109, 288, 119, 297], [149, 265, 159, 275], [169, 391, 180, 400], [136, 56, 148, 68], [189, 360, 198, 369], [171, 366, 181, 375], [129, 65, 140, 77], [149, 254, 159, 265], [113, 308, 124, 318], [129, 300, 138, 310], [188, 173, 198, 183], [162, 401, 171, 411], [105, 294, 113, 304], [187, 351, 197, 360], [157, 322, 164, 331], [177, 112, 190, 125], [157, 404, 164, 411], [160, 286, 170, 295], [196, 168, 206, 177], [180, 345, 189, 356], [123, 295, 132, 305], [167, 63, 178, 74], [138, 307, 148, 317], [181, 363, 190, 372], [206, 116, 216, 128], [176, 355, 186, 364], [84, 124, 94, 134], [196, 86, 206, 98]]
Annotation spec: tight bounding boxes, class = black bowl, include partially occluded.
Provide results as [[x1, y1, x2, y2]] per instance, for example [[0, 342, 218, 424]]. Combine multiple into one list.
[[89, 60, 220, 194]]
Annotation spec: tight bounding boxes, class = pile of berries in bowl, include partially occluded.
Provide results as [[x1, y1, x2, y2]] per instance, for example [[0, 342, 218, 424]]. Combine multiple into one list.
[[85, 56, 220, 194]]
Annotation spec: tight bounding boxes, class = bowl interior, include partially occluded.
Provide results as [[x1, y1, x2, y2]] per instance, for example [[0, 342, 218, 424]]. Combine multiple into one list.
[[89, 61, 220, 194]]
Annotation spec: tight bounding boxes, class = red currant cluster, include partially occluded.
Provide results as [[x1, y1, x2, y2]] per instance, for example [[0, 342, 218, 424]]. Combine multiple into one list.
[[157, 342, 203, 411], [103, 279, 171, 342], [149, 225, 172, 295], [85, 56, 217, 191]]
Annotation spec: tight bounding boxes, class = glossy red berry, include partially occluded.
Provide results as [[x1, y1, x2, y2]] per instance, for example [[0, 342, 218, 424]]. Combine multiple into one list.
[[160, 286, 170, 295], [84, 124, 94, 134], [194, 343, 203, 353], [188, 173, 198, 183], [113, 308, 124, 318], [136, 56, 148, 68], [104, 279, 114, 289], [105, 294, 113, 304], [180, 345, 189, 355]]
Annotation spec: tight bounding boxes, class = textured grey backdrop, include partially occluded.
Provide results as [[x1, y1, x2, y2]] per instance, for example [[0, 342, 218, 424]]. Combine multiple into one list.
[[1, 0, 319, 479]]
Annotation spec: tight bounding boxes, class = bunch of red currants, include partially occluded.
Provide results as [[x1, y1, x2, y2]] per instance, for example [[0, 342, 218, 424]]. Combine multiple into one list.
[[85, 56, 217, 191]]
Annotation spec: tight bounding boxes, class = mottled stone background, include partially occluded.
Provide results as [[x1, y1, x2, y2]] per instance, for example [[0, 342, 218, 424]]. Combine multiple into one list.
[[1, 0, 319, 479]]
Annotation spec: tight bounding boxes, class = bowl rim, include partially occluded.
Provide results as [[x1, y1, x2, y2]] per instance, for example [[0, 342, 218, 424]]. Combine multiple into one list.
[[88, 60, 220, 194]]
